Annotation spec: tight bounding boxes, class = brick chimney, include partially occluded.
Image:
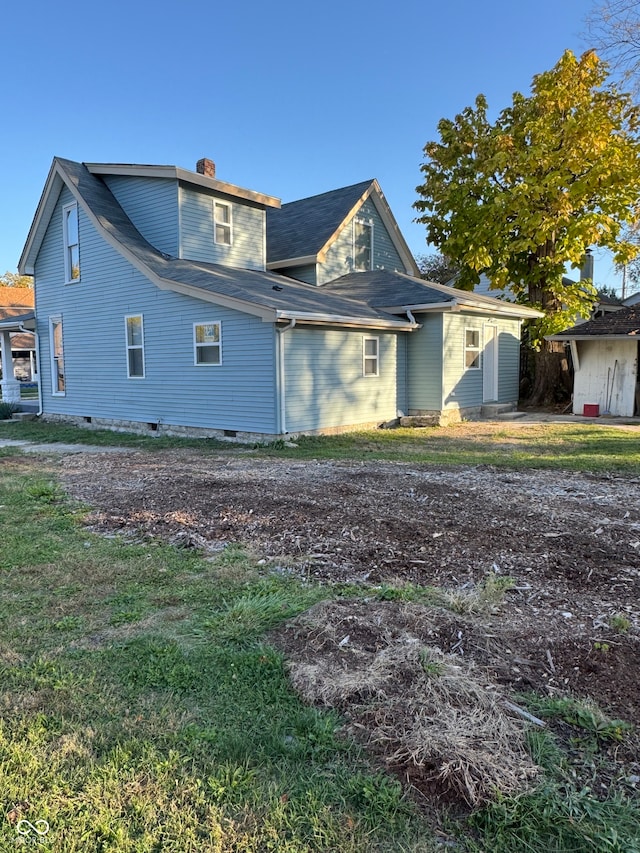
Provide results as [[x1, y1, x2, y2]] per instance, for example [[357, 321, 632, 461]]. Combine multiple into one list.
[[580, 248, 594, 282], [196, 158, 216, 178]]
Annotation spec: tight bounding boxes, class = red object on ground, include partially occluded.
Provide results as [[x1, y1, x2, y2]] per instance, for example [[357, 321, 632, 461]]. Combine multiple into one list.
[[583, 404, 600, 417]]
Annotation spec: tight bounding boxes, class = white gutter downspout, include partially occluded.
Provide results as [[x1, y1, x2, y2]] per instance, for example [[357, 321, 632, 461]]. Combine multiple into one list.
[[276, 319, 296, 435]]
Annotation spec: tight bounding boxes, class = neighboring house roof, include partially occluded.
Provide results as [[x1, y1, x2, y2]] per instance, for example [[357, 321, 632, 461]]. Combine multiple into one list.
[[266, 180, 419, 275], [323, 270, 543, 319], [9, 332, 35, 350], [548, 304, 640, 340], [0, 286, 34, 319], [0, 289, 36, 342], [19, 159, 415, 331]]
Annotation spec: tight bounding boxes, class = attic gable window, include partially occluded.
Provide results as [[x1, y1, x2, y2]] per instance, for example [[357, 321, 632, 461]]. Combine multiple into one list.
[[63, 202, 80, 282], [214, 201, 232, 245], [353, 218, 373, 271]]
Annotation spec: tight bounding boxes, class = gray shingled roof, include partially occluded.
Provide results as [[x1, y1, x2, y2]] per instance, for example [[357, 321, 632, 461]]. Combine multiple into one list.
[[322, 270, 542, 318], [53, 160, 407, 327], [266, 180, 374, 262], [551, 304, 640, 338]]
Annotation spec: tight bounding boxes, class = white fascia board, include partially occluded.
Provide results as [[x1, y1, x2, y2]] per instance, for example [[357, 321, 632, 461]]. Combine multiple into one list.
[[455, 298, 543, 319], [0, 318, 36, 331], [274, 309, 417, 330], [366, 184, 420, 276], [19, 163, 66, 275], [316, 185, 374, 263], [547, 333, 640, 341], [382, 301, 458, 313], [85, 163, 281, 208], [266, 255, 318, 269]]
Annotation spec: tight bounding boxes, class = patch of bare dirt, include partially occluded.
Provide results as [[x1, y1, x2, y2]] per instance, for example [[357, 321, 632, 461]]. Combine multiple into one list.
[[45, 447, 640, 804]]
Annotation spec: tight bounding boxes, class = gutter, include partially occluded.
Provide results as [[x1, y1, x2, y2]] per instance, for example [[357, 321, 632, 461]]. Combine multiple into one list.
[[273, 309, 419, 330], [276, 319, 296, 435]]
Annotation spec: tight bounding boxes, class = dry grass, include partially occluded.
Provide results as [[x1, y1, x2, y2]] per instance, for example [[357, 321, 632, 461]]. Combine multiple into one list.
[[279, 601, 538, 806]]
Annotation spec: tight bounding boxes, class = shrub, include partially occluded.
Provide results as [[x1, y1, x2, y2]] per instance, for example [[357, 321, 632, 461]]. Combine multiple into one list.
[[0, 402, 19, 420]]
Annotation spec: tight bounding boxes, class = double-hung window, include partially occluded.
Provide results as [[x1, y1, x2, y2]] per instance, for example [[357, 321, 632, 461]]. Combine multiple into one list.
[[49, 316, 65, 394], [63, 202, 80, 282], [125, 315, 145, 378], [194, 322, 221, 365], [464, 328, 481, 369], [363, 336, 379, 376], [353, 218, 373, 271], [214, 201, 232, 245]]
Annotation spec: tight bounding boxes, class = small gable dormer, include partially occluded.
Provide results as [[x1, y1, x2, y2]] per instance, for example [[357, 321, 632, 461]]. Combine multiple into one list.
[[87, 159, 280, 271], [266, 180, 419, 285]]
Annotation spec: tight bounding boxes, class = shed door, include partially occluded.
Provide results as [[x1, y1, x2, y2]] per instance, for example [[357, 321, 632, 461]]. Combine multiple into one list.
[[483, 325, 499, 402]]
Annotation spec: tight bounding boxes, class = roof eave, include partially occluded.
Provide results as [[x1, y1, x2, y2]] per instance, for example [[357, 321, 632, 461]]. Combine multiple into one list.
[[19, 159, 67, 275], [274, 309, 417, 330], [266, 255, 318, 270], [86, 163, 281, 208], [547, 333, 640, 341], [316, 180, 419, 276]]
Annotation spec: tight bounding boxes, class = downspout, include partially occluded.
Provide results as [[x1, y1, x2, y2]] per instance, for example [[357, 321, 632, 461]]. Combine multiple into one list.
[[276, 319, 296, 435], [404, 311, 418, 418]]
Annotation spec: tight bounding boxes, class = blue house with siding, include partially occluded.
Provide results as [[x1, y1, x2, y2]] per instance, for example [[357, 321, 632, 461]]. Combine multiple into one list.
[[16, 156, 540, 439]]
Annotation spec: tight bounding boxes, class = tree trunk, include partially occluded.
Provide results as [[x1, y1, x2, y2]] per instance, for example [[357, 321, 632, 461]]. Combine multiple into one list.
[[527, 339, 572, 406]]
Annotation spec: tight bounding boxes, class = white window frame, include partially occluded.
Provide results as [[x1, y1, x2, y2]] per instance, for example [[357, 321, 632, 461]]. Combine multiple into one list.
[[63, 202, 80, 283], [49, 315, 66, 396], [363, 336, 379, 377], [464, 327, 481, 370], [193, 321, 222, 366], [353, 217, 373, 272], [214, 200, 233, 246], [125, 315, 145, 379]]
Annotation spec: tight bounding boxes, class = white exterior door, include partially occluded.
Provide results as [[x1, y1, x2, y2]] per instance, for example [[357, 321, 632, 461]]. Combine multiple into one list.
[[483, 325, 499, 402]]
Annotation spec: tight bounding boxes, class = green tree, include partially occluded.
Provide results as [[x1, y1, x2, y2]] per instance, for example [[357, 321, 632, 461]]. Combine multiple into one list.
[[415, 50, 640, 404], [0, 271, 33, 288]]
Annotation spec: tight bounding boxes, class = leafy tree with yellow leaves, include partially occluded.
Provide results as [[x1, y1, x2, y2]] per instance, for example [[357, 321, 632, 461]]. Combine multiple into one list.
[[415, 50, 640, 404]]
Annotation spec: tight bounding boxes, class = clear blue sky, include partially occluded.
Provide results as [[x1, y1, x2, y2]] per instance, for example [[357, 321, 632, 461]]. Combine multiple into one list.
[[3, 0, 620, 289]]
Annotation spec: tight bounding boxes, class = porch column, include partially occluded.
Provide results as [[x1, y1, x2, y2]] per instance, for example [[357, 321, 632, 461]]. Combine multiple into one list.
[[0, 331, 20, 403]]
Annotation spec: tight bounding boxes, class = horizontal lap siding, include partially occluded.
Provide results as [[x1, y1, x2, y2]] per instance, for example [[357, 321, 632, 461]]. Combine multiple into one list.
[[442, 314, 522, 409], [35, 187, 277, 432], [442, 314, 483, 409], [406, 314, 443, 411], [180, 186, 265, 270], [284, 327, 399, 432], [497, 320, 522, 404], [318, 198, 406, 284], [102, 176, 179, 256]]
